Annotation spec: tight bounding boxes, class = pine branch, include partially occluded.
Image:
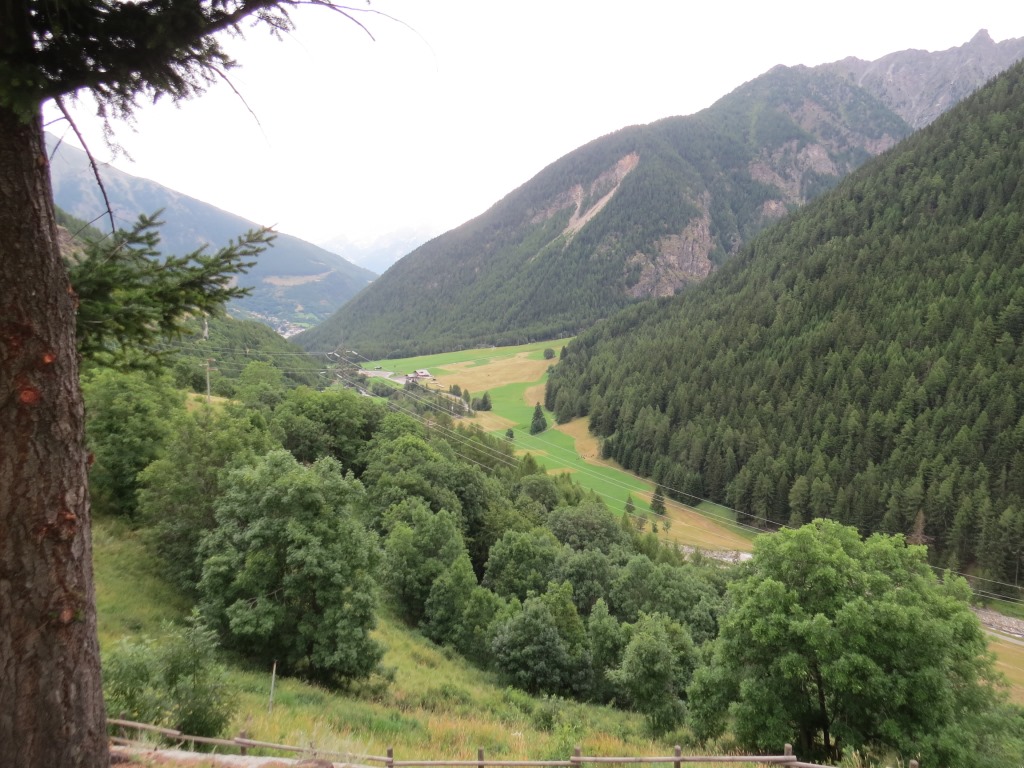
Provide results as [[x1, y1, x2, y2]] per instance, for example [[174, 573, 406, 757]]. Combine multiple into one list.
[[67, 213, 273, 368]]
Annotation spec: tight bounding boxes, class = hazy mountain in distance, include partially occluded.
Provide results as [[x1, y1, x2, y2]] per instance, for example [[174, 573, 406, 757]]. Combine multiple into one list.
[[47, 136, 375, 335], [320, 226, 436, 275]]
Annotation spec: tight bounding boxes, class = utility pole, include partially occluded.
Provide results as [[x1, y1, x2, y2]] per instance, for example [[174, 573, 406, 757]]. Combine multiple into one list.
[[203, 315, 214, 404]]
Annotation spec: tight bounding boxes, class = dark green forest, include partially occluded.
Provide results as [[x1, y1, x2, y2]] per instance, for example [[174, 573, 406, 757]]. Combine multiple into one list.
[[297, 67, 909, 358], [547, 61, 1024, 591]]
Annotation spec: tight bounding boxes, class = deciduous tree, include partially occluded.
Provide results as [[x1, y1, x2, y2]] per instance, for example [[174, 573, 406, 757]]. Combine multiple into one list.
[[198, 450, 382, 687], [491, 595, 574, 696], [137, 404, 277, 592], [687, 520, 1008, 765], [82, 368, 184, 517], [384, 507, 467, 625], [609, 612, 694, 735]]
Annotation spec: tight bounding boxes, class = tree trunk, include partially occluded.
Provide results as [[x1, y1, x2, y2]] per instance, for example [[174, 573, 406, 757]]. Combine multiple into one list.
[[0, 105, 110, 766], [812, 660, 832, 758]]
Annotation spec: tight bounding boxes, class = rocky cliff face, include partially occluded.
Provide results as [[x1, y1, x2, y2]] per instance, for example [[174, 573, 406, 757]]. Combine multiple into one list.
[[822, 30, 1024, 129], [627, 194, 716, 299]]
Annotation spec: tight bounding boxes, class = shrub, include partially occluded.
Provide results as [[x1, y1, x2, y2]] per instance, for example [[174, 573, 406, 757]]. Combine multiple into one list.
[[103, 614, 236, 738]]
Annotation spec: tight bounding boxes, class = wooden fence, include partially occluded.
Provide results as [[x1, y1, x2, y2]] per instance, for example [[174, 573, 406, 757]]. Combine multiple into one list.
[[108, 718, 921, 768]]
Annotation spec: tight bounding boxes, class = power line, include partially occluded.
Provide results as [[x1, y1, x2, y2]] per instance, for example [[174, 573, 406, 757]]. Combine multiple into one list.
[[335, 349, 765, 538], [333, 345, 1024, 598], [167, 337, 1022, 599], [328, 363, 756, 551]]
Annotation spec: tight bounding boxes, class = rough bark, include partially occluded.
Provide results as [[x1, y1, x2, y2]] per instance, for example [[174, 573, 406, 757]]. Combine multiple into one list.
[[0, 104, 110, 766]]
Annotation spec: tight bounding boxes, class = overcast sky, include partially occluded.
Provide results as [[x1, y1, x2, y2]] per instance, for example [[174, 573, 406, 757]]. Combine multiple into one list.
[[46, 0, 1024, 248]]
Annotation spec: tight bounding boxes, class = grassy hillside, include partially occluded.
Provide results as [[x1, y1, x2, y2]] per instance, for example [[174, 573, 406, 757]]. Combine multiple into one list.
[[92, 500, 1024, 766], [92, 516, 664, 759]]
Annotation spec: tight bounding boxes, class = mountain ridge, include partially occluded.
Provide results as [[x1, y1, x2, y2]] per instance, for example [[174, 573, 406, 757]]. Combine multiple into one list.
[[296, 65, 912, 356], [297, 31, 1023, 358], [825, 29, 1024, 128], [47, 136, 376, 334]]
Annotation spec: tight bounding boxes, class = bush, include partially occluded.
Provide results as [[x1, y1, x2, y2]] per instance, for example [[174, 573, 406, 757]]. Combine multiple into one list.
[[103, 614, 236, 738], [531, 694, 566, 732]]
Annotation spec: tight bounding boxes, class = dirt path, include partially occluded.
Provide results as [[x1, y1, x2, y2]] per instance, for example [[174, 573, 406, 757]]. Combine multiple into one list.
[[112, 746, 306, 766]]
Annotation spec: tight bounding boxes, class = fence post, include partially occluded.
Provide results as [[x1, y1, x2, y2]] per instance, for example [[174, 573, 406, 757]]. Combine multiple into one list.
[[387, 746, 394, 768], [118, 712, 128, 742], [784, 744, 793, 757], [239, 730, 248, 756], [673, 744, 681, 768], [573, 746, 582, 766], [478, 747, 485, 768]]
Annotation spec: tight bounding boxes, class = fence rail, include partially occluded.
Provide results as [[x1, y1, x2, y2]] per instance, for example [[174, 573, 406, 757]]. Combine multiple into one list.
[[108, 718, 919, 768]]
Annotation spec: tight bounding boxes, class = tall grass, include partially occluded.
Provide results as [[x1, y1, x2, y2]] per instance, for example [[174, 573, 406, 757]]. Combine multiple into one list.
[[92, 516, 191, 647]]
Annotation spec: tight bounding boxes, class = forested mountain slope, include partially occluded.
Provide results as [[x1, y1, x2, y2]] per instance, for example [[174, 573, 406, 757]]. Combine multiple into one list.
[[298, 33, 1023, 358], [48, 136, 375, 333], [546, 60, 1024, 587], [54, 206, 325, 392], [297, 66, 910, 357]]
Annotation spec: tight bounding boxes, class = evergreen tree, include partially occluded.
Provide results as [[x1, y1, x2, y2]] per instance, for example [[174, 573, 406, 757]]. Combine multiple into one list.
[[650, 485, 667, 516], [545, 61, 1024, 572], [530, 403, 548, 434], [0, 3, 371, 763]]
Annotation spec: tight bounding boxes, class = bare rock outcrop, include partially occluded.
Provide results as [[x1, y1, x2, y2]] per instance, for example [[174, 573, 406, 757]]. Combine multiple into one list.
[[823, 30, 1024, 129], [627, 196, 715, 298]]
